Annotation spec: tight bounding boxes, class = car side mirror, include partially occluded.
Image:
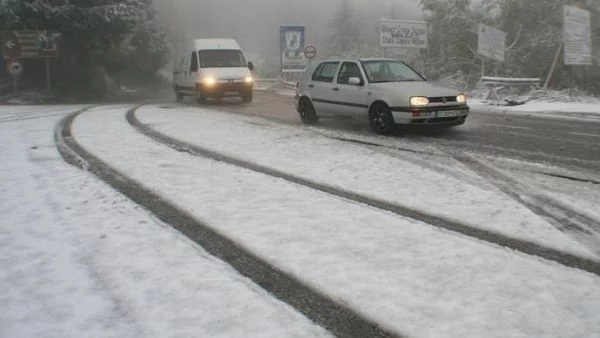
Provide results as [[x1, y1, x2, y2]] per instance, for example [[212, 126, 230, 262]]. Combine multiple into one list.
[[348, 77, 362, 86], [248, 61, 255, 71]]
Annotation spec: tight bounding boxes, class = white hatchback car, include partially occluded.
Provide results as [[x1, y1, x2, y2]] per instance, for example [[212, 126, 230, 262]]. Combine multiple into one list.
[[294, 58, 469, 134]]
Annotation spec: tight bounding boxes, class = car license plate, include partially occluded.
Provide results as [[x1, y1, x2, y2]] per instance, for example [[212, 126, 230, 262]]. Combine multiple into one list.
[[436, 110, 460, 118], [224, 91, 238, 96]]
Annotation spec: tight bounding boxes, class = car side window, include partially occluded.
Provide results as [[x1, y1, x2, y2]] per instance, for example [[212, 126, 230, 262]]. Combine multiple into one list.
[[190, 52, 198, 72], [337, 62, 363, 85], [311, 62, 340, 82]]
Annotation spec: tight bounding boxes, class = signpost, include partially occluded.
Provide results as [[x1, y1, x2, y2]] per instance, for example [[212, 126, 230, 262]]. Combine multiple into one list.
[[477, 23, 506, 63], [6, 60, 23, 93], [2, 30, 61, 91], [303, 44, 316, 69], [303, 45, 316, 59], [280, 25, 306, 72], [379, 20, 428, 49], [7, 60, 23, 76]]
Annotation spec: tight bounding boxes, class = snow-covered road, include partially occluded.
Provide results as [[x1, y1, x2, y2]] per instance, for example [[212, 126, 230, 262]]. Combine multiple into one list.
[[65, 104, 600, 337], [2, 103, 600, 338], [0, 105, 331, 338]]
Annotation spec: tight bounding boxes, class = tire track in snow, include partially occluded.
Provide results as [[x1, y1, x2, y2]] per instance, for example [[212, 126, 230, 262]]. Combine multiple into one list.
[[450, 154, 600, 257], [55, 108, 403, 338], [126, 106, 600, 277]]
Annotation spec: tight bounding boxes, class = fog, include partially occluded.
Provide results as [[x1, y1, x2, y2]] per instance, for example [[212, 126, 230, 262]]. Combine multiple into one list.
[[155, 0, 421, 57]]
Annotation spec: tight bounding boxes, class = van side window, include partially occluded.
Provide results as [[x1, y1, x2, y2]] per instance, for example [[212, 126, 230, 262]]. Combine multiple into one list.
[[311, 62, 340, 82], [190, 52, 198, 72]]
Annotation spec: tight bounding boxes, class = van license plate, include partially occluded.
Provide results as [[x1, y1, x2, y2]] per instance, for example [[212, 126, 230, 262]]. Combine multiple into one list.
[[224, 91, 238, 96], [436, 110, 459, 118]]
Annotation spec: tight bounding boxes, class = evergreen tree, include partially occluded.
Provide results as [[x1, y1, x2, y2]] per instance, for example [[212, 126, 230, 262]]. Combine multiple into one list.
[[0, 0, 168, 96], [328, 0, 365, 58]]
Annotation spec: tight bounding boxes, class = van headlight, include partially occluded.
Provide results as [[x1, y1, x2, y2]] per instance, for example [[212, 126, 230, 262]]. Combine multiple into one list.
[[410, 96, 430, 107], [244, 76, 253, 83], [203, 77, 216, 86], [456, 94, 467, 104]]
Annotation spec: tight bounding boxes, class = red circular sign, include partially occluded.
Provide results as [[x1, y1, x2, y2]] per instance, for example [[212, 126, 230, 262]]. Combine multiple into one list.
[[7, 60, 23, 76], [304, 45, 317, 59]]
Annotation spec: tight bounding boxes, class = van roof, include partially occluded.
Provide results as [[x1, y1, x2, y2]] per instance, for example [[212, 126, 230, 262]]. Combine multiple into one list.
[[192, 39, 241, 50]]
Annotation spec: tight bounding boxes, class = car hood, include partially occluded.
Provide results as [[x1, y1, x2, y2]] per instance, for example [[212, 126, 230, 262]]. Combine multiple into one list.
[[370, 81, 461, 97], [199, 67, 251, 79]]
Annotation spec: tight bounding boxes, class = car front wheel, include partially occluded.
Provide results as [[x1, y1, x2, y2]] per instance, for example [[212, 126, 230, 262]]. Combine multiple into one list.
[[369, 103, 396, 135]]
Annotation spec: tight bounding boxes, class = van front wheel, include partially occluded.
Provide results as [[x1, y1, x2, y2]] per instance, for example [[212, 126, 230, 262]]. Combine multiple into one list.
[[242, 93, 253, 103], [174, 87, 184, 102], [195, 91, 206, 104]]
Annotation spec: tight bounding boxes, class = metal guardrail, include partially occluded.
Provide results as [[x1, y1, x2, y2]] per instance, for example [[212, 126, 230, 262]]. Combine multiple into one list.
[[481, 76, 541, 104]]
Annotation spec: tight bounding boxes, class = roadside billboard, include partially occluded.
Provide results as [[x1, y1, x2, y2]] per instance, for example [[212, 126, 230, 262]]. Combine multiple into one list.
[[563, 5, 592, 65], [2, 30, 61, 59], [380, 20, 427, 49], [477, 23, 505, 62], [280, 25, 306, 72]]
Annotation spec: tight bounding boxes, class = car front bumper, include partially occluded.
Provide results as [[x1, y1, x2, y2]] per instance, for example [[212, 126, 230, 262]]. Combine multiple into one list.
[[391, 105, 469, 125]]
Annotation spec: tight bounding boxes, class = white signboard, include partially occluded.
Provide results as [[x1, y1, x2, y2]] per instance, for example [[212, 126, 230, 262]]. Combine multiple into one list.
[[477, 23, 505, 62], [280, 25, 306, 72], [563, 5, 592, 65], [380, 20, 427, 49]]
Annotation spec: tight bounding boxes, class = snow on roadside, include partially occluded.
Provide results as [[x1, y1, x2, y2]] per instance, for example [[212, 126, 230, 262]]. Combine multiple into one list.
[[0, 105, 331, 338], [135, 105, 596, 260], [73, 106, 600, 338], [471, 99, 600, 122]]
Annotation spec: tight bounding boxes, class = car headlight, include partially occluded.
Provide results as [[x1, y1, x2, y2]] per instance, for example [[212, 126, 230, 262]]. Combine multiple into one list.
[[410, 96, 430, 107], [456, 94, 467, 104], [203, 77, 216, 86], [244, 76, 253, 83]]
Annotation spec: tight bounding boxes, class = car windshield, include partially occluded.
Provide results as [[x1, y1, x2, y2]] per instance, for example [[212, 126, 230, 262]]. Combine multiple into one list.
[[361, 60, 425, 83], [198, 49, 247, 68]]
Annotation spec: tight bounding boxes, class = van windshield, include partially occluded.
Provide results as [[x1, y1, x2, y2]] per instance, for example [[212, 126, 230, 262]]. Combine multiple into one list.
[[197, 49, 247, 68]]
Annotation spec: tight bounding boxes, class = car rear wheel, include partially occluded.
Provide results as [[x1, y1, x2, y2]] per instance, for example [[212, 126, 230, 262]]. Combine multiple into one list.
[[299, 98, 318, 125], [369, 103, 396, 135]]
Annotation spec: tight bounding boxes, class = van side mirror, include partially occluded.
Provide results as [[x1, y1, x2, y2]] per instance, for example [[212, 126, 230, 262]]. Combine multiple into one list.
[[248, 61, 255, 71], [348, 77, 362, 86]]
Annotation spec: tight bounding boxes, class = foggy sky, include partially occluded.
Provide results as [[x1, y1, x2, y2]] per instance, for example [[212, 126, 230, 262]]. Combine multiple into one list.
[[155, 0, 421, 57]]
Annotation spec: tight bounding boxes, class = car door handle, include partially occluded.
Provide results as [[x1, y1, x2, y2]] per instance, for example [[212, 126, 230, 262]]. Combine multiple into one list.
[[332, 87, 339, 91], [308, 84, 314, 88]]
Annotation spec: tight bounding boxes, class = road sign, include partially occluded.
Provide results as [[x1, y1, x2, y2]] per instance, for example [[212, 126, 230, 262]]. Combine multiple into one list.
[[280, 25, 306, 72], [304, 45, 317, 59], [7, 60, 23, 76], [477, 23, 506, 62], [563, 5, 592, 65], [2, 30, 61, 59], [380, 20, 428, 49]]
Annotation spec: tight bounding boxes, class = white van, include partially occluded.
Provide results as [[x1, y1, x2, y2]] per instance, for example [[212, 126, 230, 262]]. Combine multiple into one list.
[[173, 38, 255, 103]]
